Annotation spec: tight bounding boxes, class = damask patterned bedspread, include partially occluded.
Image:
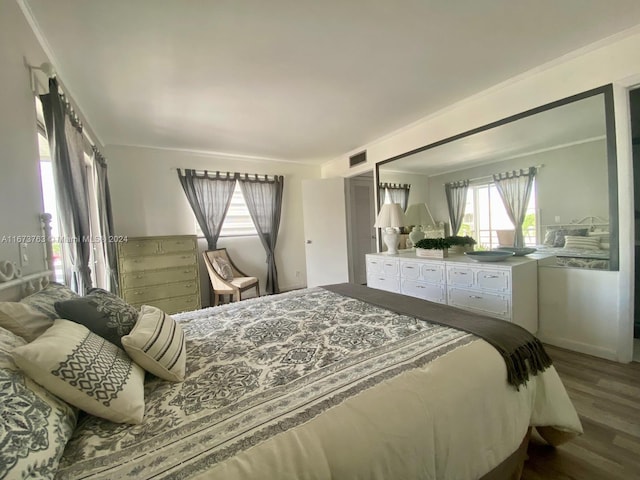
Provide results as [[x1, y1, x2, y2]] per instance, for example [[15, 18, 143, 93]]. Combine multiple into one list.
[[55, 287, 474, 479]]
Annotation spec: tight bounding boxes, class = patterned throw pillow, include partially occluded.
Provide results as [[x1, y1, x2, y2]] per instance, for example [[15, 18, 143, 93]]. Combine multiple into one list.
[[563, 235, 601, 250], [0, 326, 78, 479], [0, 301, 53, 341], [54, 288, 139, 349], [20, 282, 80, 320], [12, 320, 146, 424], [122, 305, 186, 382], [543, 229, 558, 246], [213, 257, 233, 280]]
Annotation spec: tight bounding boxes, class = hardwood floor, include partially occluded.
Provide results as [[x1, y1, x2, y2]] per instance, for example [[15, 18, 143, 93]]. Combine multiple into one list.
[[522, 345, 640, 480]]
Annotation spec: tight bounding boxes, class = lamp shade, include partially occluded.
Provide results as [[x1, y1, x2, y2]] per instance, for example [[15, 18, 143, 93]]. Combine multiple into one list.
[[374, 203, 407, 228], [404, 203, 435, 227]]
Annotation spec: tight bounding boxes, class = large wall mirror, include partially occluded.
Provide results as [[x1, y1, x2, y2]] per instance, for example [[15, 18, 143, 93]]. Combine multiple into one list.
[[376, 85, 618, 271]]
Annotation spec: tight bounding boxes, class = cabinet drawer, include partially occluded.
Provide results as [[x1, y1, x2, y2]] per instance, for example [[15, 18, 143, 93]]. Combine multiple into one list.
[[420, 264, 445, 284], [367, 275, 400, 293], [447, 287, 510, 319], [159, 237, 197, 254], [118, 239, 159, 257], [123, 280, 199, 304], [119, 253, 197, 273], [366, 257, 384, 275], [401, 280, 445, 304], [475, 269, 510, 292], [132, 294, 201, 315], [120, 265, 198, 289], [446, 266, 474, 288], [400, 261, 421, 280]]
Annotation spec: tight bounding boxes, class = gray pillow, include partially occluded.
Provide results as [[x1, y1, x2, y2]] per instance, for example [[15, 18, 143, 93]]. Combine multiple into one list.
[[553, 228, 588, 247], [54, 289, 139, 349], [20, 282, 80, 320]]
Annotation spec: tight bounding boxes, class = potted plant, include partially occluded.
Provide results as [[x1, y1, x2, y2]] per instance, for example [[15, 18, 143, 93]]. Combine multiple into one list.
[[414, 237, 452, 258], [445, 235, 477, 254]]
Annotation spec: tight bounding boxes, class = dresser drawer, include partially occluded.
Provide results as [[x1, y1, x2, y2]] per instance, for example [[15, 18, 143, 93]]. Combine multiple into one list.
[[119, 253, 197, 273], [132, 294, 201, 315], [401, 280, 445, 304], [420, 263, 445, 284], [447, 287, 510, 319], [475, 268, 510, 292], [121, 265, 199, 290], [400, 261, 421, 280], [123, 280, 199, 304], [118, 238, 159, 257], [367, 274, 400, 293], [159, 237, 198, 254], [446, 265, 474, 288]]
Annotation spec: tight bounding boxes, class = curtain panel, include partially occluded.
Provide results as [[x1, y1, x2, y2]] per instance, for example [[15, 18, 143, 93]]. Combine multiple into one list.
[[378, 183, 411, 211], [40, 78, 93, 294], [492, 167, 537, 248], [177, 169, 237, 250], [444, 180, 469, 236], [238, 175, 284, 295], [93, 149, 119, 293]]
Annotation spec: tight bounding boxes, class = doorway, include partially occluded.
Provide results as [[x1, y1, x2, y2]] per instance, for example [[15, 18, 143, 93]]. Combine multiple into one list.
[[631, 87, 640, 361], [345, 171, 376, 285]]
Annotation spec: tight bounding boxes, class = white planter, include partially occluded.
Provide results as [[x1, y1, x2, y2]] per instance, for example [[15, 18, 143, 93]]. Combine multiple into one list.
[[416, 248, 448, 258]]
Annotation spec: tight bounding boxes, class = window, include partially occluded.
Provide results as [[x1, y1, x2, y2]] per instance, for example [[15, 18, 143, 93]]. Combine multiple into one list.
[[195, 182, 258, 237], [461, 181, 537, 249]]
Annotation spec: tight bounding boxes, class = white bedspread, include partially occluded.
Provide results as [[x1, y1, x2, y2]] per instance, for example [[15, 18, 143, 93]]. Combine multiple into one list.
[[56, 288, 582, 479]]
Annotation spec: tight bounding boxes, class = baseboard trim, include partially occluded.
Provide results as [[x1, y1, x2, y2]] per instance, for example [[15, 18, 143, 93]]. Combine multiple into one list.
[[537, 334, 618, 361]]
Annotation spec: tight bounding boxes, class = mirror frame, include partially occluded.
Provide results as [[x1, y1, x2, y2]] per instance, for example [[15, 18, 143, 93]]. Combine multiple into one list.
[[375, 84, 618, 271]]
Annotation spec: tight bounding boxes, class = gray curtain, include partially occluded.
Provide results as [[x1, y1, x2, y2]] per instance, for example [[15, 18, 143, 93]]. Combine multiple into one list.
[[238, 175, 284, 295], [493, 167, 537, 248], [445, 180, 469, 235], [378, 183, 411, 211], [177, 169, 236, 250], [94, 148, 118, 294], [40, 78, 92, 294]]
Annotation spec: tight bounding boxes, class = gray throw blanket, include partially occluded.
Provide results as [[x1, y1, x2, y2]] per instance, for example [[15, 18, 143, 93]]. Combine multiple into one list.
[[323, 283, 552, 389]]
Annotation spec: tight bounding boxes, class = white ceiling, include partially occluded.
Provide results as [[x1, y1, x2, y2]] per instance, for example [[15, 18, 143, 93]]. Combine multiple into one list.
[[21, 0, 640, 164]]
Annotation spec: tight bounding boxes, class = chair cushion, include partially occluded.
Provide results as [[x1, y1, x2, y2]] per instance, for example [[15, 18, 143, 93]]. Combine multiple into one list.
[[230, 277, 257, 288], [212, 257, 233, 280]]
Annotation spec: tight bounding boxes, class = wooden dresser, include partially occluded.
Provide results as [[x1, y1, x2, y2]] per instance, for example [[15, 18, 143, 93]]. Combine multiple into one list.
[[366, 251, 538, 333], [117, 235, 201, 314]]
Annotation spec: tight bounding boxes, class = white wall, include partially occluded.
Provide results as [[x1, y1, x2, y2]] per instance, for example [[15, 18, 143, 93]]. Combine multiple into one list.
[[321, 29, 640, 362], [0, 0, 53, 275], [105, 145, 321, 301]]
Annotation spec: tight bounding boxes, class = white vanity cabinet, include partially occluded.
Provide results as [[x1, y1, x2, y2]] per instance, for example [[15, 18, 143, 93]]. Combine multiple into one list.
[[365, 252, 538, 333]]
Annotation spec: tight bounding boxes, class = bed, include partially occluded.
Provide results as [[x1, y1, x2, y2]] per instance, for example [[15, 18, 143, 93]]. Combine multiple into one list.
[[0, 267, 583, 480], [536, 216, 610, 270]]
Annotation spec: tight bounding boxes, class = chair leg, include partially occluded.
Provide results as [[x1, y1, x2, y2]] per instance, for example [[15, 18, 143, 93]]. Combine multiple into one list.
[[232, 289, 241, 302], [256, 281, 260, 297], [213, 292, 219, 306]]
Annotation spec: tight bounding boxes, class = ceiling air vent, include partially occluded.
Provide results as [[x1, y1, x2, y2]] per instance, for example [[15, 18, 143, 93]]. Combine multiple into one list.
[[349, 150, 367, 167]]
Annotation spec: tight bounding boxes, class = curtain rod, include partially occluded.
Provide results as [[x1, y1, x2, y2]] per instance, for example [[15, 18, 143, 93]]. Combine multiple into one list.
[[30, 62, 105, 161], [172, 168, 284, 180], [445, 164, 543, 185]]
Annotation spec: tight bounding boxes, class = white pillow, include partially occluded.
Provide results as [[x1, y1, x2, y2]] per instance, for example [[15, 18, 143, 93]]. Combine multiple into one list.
[[12, 319, 145, 424], [0, 301, 53, 341], [563, 235, 601, 250], [122, 305, 186, 382], [0, 326, 77, 479]]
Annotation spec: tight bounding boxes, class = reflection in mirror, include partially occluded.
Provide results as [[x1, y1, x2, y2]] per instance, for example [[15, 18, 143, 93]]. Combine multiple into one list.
[[377, 85, 617, 271]]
